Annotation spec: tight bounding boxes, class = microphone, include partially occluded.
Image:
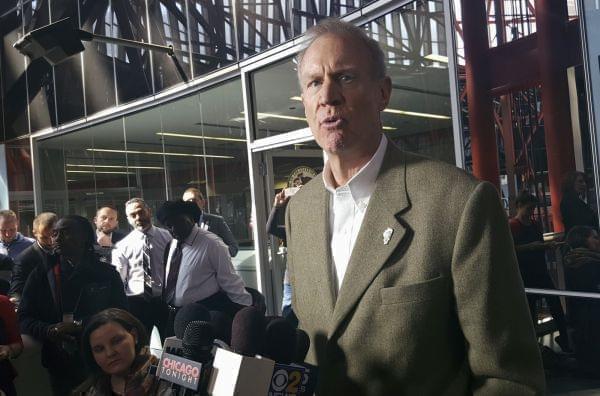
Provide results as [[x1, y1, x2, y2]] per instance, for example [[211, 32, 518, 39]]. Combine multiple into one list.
[[182, 321, 215, 395], [209, 310, 232, 346], [182, 321, 215, 363], [207, 307, 275, 395], [295, 328, 310, 363], [230, 306, 265, 357], [262, 317, 296, 364], [266, 325, 319, 396], [174, 302, 211, 340]]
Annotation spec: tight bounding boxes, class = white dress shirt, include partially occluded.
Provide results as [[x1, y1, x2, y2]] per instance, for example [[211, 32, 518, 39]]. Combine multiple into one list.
[[323, 135, 387, 290], [164, 225, 252, 307], [112, 225, 172, 297]]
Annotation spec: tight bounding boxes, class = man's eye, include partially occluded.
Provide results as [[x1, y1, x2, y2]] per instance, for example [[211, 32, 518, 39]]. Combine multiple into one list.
[[308, 80, 321, 88], [339, 74, 354, 83]]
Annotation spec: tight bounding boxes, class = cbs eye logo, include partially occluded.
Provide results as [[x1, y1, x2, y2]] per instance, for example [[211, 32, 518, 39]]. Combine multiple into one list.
[[270, 368, 304, 394]]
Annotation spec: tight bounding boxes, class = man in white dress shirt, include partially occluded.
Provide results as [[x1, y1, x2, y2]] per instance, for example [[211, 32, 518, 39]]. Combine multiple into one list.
[[112, 198, 172, 333], [157, 200, 251, 335]]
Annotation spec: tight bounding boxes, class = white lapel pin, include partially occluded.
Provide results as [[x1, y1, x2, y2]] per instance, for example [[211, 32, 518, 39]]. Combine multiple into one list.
[[383, 227, 394, 245]]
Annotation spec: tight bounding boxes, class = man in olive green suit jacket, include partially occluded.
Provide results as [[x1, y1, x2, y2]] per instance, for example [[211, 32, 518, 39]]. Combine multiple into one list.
[[286, 19, 544, 395]]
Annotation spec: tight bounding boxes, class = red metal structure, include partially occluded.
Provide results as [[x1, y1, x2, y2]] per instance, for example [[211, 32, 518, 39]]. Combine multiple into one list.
[[456, 0, 582, 231]]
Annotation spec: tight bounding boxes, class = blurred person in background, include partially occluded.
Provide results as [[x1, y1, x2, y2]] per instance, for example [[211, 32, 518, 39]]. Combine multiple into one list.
[[565, 225, 600, 374], [94, 206, 127, 265], [509, 192, 570, 352], [75, 308, 161, 395], [94, 207, 126, 248], [182, 187, 239, 257], [560, 171, 598, 235], [9, 212, 57, 304], [0, 210, 33, 260], [0, 295, 22, 396]]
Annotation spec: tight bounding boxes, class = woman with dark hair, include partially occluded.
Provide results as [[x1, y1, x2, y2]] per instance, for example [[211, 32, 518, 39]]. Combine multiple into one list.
[[564, 225, 600, 373], [75, 308, 160, 395], [0, 295, 22, 396], [560, 171, 598, 234]]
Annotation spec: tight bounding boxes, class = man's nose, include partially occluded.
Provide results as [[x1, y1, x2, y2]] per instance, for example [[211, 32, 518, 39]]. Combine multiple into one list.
[[319, 79, 342, 106]]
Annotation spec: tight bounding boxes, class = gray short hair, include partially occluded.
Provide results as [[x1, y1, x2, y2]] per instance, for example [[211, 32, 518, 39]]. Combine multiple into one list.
[[0, 210, 17, 222], [33, 212, 58, 231], [296, 19, 387, 83], [125, 198, 149, 211]]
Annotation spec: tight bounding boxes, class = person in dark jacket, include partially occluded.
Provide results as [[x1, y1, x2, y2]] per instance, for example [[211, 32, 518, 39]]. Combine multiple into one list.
[[560, 171, 599, 235], [564, 225, 600, 374], [18, 215, 127, 396], [182, 187, 239, 257], [0, 253, 14, 296], [9, 212, 57, 303]]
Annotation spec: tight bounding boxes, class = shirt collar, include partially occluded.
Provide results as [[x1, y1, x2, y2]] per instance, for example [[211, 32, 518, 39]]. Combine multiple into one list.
[[323, 134, 387, 204], [1, 233, 22, 247], [133, 225, 156, 239], [182, 225, 200, 247]]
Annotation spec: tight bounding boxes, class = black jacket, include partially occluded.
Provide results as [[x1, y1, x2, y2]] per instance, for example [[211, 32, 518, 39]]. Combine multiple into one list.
[[18, 251, 127, 368], [202, 212, 239, 257], [560, 191, 599, 234], [9, 243, 49, 299]]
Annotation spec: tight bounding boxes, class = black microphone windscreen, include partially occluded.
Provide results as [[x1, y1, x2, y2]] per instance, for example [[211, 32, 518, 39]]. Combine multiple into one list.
[[209, 310, 232, 345], [263, 317, 296, 364], [182, 321, 214, 363], [174, 302, 210, 339], [230, 306, 265, 357], [295, 328, 310, 363]]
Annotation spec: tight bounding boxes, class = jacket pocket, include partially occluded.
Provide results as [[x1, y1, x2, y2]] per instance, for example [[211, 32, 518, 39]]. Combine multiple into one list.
[[380, 275, 447, 305]]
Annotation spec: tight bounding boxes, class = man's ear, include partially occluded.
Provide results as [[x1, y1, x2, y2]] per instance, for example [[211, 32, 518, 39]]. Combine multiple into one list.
[[379, 76, 392, 111]]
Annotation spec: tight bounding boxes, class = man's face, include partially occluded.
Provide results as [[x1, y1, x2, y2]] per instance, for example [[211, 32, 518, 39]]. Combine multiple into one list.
[[126, 203, 152, 232], [299, 33, 391, 156], [575, 174, 587, 195], [163, 214, 195, 241], [0, 217, 18, 244], [183, 191, 205, 211], [34, 223, 55, 249], [94, 208, 119, 234], [52, 219, 84, 256]]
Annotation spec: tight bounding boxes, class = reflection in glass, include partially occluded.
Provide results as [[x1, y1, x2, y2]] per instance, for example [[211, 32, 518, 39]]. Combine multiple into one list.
[[148, 0, 191, 91], [365, 0, 454, 163], [236, 0, 292, 58], [1, 1, 29, 138], [158, 79, 255, 285], [38, 119, 129, 220], [79, 0, 117, 115], [188, 0, 237, 76], [124, 107, 168, 214], [252, 57, 305, 139], [6, 138, 34, 236], [111, 0, 153, 104], [291, 0, 361, 36], [52, 0, 85, 124], [264, 140, 324, 313], [24, 0, 55, 132]]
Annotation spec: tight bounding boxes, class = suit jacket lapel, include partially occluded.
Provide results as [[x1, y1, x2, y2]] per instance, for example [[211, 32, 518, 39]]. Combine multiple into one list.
[[297, 179, 336, 324], [330, 145, 410, 337]]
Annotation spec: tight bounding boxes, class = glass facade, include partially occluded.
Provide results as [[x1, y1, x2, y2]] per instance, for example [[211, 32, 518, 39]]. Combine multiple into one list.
[[6, 0, 459, 305]]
